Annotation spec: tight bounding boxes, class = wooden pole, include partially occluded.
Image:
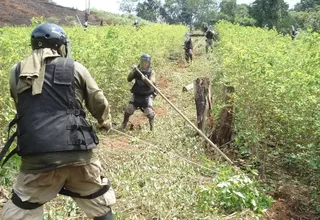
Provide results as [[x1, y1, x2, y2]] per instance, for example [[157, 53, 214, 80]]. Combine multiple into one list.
[[194, 78, 212, 134], [133, 66, 233, 165]]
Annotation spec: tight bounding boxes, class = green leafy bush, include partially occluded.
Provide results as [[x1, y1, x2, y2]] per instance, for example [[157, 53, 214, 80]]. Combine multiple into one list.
[[197, 167, 273, 214], [215, 21, 320, 187]]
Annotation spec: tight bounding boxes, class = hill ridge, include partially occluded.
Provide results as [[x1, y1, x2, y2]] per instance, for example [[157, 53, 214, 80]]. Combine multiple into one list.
[[0, 0, 83, 26]]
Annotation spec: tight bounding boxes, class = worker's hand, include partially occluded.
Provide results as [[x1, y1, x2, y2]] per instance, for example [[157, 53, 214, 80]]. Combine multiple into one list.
[[132, 64, 137, 70], [153, 91, 158, 99], [134, 70, 142, 80], [98, 121, 112, 132], [141, 74, 147, 81]]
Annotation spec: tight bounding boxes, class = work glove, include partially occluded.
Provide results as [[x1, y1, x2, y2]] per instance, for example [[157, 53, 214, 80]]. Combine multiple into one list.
[[134, 70, 142, 80]]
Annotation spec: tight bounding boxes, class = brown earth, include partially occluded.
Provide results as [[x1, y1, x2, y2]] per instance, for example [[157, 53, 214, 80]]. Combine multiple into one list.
[[263, 181, 320, 220], [0, 0, 86, 26]]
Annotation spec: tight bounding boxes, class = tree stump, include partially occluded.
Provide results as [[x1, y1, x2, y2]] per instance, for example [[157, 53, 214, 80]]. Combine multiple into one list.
[[194, 77, 212, 134], [215, 106, 233, 146], [211, 83, 235, 147]]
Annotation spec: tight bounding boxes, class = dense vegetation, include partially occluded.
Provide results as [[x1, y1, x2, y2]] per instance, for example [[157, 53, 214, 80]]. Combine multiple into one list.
[[0, 20, 319, 218], [120, 0, 320, 33], [0, 24, 184, 125], [214, 20, 319, 210], [0, 22, 274, 219]]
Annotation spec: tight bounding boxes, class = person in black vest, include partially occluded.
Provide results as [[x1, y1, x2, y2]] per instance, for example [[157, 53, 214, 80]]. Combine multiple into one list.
[[205, 26, 215, 54], [120, 54, 156, 131], [1, 24, 115, 220], [184, 33, 193, 63], [290, 25, 297, 40]]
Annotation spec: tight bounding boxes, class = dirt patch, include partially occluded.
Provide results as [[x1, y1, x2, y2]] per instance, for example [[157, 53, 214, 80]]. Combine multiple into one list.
[[124, 106, 167, 131], [158, 75, 171, 89], [263, 182, 320, 220], [264, 199, 320, 220], [99, 135, 137, 151], [154, 106, 167, 116]]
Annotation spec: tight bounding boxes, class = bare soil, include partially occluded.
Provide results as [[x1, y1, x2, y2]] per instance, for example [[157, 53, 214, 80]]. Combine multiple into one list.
[[0, 0, 84, 26]]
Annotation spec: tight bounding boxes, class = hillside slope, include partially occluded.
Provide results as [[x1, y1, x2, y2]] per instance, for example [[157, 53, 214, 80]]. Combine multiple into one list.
[[0, 0, 84, 26], [0, 0, 146, 27]]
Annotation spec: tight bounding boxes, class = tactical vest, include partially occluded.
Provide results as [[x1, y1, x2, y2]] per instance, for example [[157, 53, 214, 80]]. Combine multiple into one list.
[[206, 31, 214, 40], [0, 58, 111, 208], [185, 40, 192, 50], [130, 68, 155, 96], [15, 58, 98, 156]]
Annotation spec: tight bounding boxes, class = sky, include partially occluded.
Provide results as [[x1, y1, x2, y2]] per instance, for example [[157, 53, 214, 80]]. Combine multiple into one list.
[[53, 0, 301, 14]]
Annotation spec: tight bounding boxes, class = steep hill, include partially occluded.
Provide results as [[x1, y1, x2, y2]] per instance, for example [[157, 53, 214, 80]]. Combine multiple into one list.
[[0, 0, 143, 27], [0, 0, 84, 26]]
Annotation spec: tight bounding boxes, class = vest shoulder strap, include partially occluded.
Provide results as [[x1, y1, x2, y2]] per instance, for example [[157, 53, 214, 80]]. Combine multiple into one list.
[[53, 57, 75, 86], [0, 131, 18, 168], [15, 62, 21, 86]]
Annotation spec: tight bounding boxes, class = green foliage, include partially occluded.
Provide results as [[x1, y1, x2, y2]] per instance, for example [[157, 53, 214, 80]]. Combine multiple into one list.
[[91, 9, 149, 25], [249, 0, 289, 28], [234, 4, 257, 26], [67, 24, 185, 112], [136, 0, 161, 22], [47, 17, 59, 24], [216, 21, 320, 187], [0, 23, 273, 219], [197, 167, 273, 214], [220, 0, 237, 22], [0, 24, 186, 129], [63, 16, 77, 26], [119, 0, 139, 14], [294, 0, 319, 11], [290, 8, 320, 32], [30, 16, 46, 26]]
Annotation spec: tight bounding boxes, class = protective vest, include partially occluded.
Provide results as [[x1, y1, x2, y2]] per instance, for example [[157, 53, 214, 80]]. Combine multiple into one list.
[[0, 58, 109, 209], [206, 31, 214, 40], [185, 39, 193, 50], [0, 57, 98, 164], [130, 68, 155, 96], [16, 57, 98, 155]]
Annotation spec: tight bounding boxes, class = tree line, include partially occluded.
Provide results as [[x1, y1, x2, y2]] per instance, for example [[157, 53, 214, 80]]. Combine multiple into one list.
[[120, 0, 320, 33]]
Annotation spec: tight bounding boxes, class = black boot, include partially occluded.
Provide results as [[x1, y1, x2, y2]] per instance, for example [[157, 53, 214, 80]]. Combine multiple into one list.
[[120, 113, 130, 131], [94, 210, 113, 220], [148, 116, 154, 131]]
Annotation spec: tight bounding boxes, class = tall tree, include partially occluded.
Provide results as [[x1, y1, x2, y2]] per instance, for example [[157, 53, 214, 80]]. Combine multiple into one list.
[[294, 0, 319, 11], [119, 0, 140, 14], [160, 0, 218, 25], [235, 4, 256, 26], [136, 0, 160, 22], [249, 0, 289, 28], [220, 0, 237, 22]]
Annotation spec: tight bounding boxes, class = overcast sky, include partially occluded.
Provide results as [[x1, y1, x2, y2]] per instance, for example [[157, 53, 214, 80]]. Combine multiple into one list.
[[53, 0, 301, 13]]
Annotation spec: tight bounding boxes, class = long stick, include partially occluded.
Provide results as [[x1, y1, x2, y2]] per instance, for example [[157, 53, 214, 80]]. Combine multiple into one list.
[[76, 15, 83, 27], [193, 36, 206, 51], [133, 66, 233, 164]]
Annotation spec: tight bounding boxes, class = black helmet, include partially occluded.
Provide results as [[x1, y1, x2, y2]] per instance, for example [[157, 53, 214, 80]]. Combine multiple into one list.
[[140, 54, 151, 71], [31, 23, 69, 52]]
